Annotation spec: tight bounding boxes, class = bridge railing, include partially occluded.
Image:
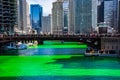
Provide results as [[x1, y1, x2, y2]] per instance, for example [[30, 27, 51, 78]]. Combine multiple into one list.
[[0, 34, 120, 39]]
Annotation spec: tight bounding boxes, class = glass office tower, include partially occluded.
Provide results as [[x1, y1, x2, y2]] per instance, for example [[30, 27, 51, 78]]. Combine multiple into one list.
[[30, 4, 42, 34], [69, 0, 97, 34], [104, 0, 119, 32], [75, 0, 96, 33], [97, 0, 104, 23]]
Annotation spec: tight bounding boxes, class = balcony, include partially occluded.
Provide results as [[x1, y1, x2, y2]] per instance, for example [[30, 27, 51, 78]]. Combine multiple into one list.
[[3, 6, 10, 10], [3, 10, 10, 14], [2, 0, 9, 3], [2, 4, 9, 7], [0, 13, 2, 17]]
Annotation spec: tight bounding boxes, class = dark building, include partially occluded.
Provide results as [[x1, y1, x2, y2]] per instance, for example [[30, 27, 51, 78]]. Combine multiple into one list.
[[30, 4, 42, 34], [0, 0, 17, 34], [98, 0, 119, 32], [97, 0, 104, 23], [118, 1, 120, 33]]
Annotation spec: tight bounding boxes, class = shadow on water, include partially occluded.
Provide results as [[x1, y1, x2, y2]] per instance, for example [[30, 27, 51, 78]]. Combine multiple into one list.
[[0, 76, 120, 80], [47, 56, 120, 69], [0, 50, 19, 56]]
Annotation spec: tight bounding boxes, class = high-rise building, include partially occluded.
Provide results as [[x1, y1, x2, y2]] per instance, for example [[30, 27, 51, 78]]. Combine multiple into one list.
[[18, 0, 30, 34], [104, 0, 114, 27], [42, 15, 51, 34], [68, 0, 75, 34], [0, 0, 17, 34], [97, 0, 104, 23], [26, 2, 32, 34], [104, 0, 118, 27], [113, 0, 119, 32], [30, 4, 42, 34], [63, 0, 69, 34], [68, 0, 97, 34], [118, 0, 120, 33], [52, 0, 63, 34], [97, 0, 119, 33], [92, 0, 98, 30]]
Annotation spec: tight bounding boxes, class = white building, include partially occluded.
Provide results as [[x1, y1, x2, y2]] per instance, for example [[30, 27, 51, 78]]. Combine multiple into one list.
[[52, 0, 64, 34], [26, 2, 32, 34], [17, 0, 31, 34]]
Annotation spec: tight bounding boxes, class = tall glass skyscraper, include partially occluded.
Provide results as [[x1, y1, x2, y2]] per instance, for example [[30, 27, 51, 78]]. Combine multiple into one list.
[[30, 4, 42, 34], [113, 0, 119, 32], [69, 0, 97, 34], [104, 0, 114, 27], [118, 0, 120, 33], [63, 0, 69, 34], [97, 0, 104, 23], [75, 0, 92, 33], [103, 0, 119, 32]]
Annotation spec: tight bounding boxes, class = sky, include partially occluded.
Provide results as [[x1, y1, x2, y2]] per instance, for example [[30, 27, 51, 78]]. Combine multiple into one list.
[[26, 0, 56, 16]]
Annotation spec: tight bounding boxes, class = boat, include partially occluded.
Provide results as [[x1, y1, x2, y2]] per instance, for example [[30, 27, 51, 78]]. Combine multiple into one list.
[[84, 50, 118, 57], [6, 43, 27, 50], [27, 43, 33, 46], [17, 44, 27, 50], [84, 52, 99, 56]]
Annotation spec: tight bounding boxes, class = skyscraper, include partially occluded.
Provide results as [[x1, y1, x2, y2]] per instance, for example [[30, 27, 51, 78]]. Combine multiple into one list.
[[118, 0, 120, 33], [30, 4, 42, 34], [113, 0, 119, 32], [92, 0, 98, 30], [102, 0, 119, 32], [0, 0, 17, 34], [26, 2, 32, 34], [63, 0, 69, 34], [104, 0, 114, 27], [18, 0, 30, 34], [52, 0, 63, 34], [42, 15, 51, 34], [68, 0, 75, 34], [68, 0, 97, 34], [97, 0, 104, 23]]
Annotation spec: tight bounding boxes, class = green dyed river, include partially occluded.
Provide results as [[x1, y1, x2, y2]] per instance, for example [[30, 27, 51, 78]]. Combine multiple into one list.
[[0, 41, 120, 80]]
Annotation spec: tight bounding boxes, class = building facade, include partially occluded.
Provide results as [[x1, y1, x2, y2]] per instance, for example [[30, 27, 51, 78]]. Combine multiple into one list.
[[0, 0, 17, 34], [63, 0, 69, 34], [18, 0, 29, 34], [52, 0, 63, 34], [113, 0, 119, 32], [30, 4, 42, 34], [104, 0, 114, 27], [118, 0, 120, 33], [68, 0, 75, 34], [101, 37, 120, 54], [26, 2, 32, 34], [68, 0, 97, 34], [42, 15, 51, 34], [92, 0, 98, 31], [97, 0, 119, 33], [104, 0, 119, 30], [97, 0, 104, 23]]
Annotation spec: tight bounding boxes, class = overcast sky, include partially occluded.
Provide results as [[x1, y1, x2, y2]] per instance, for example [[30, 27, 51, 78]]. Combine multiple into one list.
[[26, 0, 56, 16]]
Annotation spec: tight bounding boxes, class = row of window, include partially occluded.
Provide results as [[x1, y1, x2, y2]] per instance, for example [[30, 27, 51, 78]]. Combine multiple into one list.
[[102, 45, 119, 50], [102, 39, 120, 43]]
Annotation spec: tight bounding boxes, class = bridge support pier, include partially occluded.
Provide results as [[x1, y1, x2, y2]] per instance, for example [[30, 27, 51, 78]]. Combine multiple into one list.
[[37, 40, 43, 45]]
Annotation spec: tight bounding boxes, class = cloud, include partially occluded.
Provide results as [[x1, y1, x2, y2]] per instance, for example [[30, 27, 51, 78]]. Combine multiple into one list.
[[27, 0, 56, 16]]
